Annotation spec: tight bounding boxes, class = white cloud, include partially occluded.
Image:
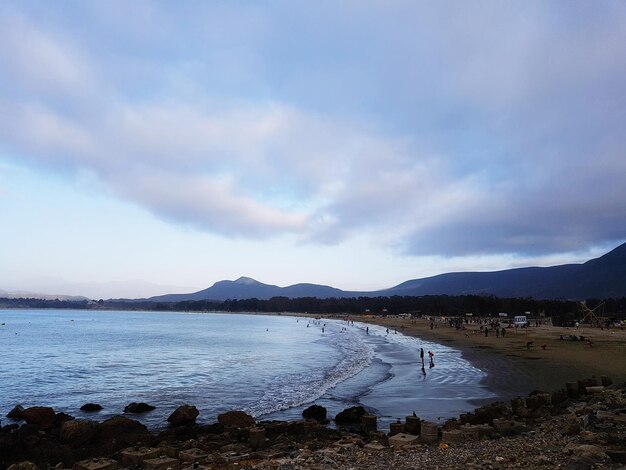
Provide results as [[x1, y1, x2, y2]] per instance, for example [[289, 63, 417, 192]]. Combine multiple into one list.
[[1, 0, 625, 261]]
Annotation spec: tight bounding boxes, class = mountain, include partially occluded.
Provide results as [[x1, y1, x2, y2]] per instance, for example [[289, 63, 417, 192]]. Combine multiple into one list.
[[381, 242, 626, 299], [0, 289, 88, 301], [150, 277, 356, 302], [149, 242, 626, 302]]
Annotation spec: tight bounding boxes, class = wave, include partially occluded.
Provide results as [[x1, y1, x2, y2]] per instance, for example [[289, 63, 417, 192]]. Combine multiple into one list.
[[244, 320, 373, 417]]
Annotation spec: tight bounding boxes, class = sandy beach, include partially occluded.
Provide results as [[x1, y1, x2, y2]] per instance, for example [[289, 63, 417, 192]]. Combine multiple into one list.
[[357, 315, 626, 400]]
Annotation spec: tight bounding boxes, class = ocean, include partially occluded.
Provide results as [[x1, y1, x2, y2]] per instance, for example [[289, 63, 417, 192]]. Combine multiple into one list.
[[0, 310, 495, 430]]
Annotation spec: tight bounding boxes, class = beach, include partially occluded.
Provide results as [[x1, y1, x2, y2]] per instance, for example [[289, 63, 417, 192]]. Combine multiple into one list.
[[2, 313, 626, 469], [359, 316, 626, 400]]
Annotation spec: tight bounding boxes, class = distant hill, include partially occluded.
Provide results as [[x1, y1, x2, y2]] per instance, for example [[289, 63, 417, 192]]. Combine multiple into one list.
[[382, 242, 626, 299], [149, 242, 626, 301], [149, 277, 357, 302], [0, 289, 88, 301]]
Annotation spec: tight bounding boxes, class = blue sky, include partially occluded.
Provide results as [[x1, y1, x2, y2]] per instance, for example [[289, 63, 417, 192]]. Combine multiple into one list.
[[1, 1, 625, 299]]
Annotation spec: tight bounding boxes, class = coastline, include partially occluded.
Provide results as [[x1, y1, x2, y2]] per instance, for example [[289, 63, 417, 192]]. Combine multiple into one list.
[[3, 311, 626, 469], [355, 315, 626, 401]]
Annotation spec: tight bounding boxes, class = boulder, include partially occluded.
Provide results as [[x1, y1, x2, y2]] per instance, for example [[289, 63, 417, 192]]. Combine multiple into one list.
[[80, 403, 103, 412], [334, 406, 367, 424], [7, 404, 25, 420], [217, 410, 255, 428], [55, 412, 75, 424], [124, 402, 156, 413], [95, 415, 150, 444], [302, 404, 327, 422], [22, 406, 56, 429], [167, 405, 199, 427], [17, 424, 40, 440], [59, 419, 97, 446]]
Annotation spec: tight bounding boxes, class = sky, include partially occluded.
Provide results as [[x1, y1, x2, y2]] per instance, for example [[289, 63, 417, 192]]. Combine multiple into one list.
[[1, 1, 625, 299]]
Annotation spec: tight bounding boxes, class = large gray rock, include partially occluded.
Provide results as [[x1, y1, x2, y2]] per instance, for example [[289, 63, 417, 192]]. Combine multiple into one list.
[[167, 405, 199, 426]]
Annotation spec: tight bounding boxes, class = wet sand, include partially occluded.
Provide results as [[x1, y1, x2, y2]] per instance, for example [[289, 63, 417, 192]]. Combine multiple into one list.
[[357, 316, 626, 403]]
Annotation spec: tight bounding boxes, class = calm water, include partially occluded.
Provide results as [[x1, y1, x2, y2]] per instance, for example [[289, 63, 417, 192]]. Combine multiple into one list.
[[0, 310, 495, 429]]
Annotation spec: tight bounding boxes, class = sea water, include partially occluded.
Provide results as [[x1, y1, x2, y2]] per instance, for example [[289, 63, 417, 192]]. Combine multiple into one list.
[[0, 310, 495, 429]]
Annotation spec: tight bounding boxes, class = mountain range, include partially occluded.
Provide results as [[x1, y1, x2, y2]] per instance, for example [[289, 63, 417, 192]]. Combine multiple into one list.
[[0, 289, 88, 302], [150, 242, 626, 302]]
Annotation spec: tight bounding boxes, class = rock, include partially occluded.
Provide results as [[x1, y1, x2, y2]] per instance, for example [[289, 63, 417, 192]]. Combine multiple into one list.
[[302, 405, 327, 422], [17, 424, 40, 440], [22, 406, 56, 429], [570, 444, 607, 460], [95, 415, 150, 445], [73, 457, 120, 470], [55, 412, 75, 424], [7, 404, 25, 420], [7, 462, 38, 470], [388, 433, 419, 448], [510, 397, 525, 413], [442, 418, 460, 431], [124, 402, 156, 413], [3, 423, 19, 432], [566, 455, 603, 470], [80, 403, 103, 412], [334, 406, 367, 424], [167, 405, 199, 426], [551, 389, 568, 404], [217, 410, 255, 428], [606, 450, 626, 464], [59, 419, 97, 446], [143, 456, 179, 469], [471, 402, 509, 425]]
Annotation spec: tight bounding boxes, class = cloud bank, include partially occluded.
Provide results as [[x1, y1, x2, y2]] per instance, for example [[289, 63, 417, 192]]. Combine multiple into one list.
[[1, 1, 625, 258]]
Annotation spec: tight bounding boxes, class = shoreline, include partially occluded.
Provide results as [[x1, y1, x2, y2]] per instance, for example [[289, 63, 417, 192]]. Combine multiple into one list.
[[355, 315, 626, 401], [2, 311, 626, 468]]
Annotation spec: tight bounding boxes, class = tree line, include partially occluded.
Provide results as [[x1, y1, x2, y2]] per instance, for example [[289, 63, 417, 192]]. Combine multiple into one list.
[[2, 295, 624, 325]]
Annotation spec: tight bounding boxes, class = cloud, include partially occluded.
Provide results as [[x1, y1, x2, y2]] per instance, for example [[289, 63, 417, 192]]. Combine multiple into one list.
[[0, 10, 96, 97], [1, 1, 625, 259]]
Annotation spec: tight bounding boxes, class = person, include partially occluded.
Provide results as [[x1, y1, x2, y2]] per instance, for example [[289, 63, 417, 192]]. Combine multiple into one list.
[[420, 348, 425, 367], [428, 350, 434, 368], [501, 327, 506, 338]]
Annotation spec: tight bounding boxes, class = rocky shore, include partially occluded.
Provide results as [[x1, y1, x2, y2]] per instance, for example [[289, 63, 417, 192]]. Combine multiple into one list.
[[2, 375, 625, 470]]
